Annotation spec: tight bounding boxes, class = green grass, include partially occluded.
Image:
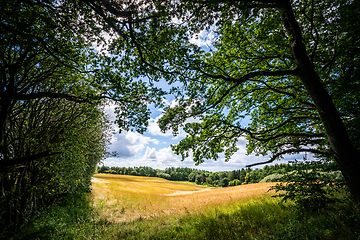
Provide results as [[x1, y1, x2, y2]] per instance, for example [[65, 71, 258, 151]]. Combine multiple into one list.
[[107, 196, 360, 240], [5, 175, 360, 240]]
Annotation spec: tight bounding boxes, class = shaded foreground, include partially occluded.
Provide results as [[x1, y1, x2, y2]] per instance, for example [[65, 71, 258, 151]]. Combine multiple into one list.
[[7, 174, 359, 239]]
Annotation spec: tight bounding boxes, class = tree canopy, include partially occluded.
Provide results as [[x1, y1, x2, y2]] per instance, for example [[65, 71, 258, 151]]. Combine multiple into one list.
[[0, 0, 162, 225], [1, 0, 360, 225], [82, 0, 360, 204], [0, 0, 162, 168]]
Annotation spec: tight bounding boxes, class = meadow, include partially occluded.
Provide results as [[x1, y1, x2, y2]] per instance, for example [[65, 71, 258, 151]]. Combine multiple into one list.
[[16, 173, 359, 240], [91, 174, 275, 222]]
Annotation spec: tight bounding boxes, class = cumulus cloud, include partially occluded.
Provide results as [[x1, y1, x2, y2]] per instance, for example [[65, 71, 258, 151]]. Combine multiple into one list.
[[107, 128, 159, 159], [103, 98, 306, 172], [147, 116, 173, 137], [103, 146, 185, 170], [147, 114, 200, 139], [104, 137, 273, 171], [103, 139, 297, 171], [104, 101, 159, 158], [143, 146, 157, 161], [140, 146, 185, 169], [190, 29, 216, 47], [148, 98, 201, 138]]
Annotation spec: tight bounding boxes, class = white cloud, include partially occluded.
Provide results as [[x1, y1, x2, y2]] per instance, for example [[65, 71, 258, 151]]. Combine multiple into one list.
[[103, 146, 184, 170], [107, 130, 159, 159], [103, 139, 297, 171], [143, 146, 157, 160], [190, 29, 216, 47], [161, 98, 171, 107], [104, 101, 159, 158], [140, 146, 184, 169], [147, 116, 173, 137], [104, 136, 270, 171], [103, 97, 307, 172]]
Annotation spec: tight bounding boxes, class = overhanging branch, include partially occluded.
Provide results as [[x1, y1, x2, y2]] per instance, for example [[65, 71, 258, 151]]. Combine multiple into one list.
[[0, 150, 62, 169], [4, 92, 93, 103], [246, 148, 331, 168]]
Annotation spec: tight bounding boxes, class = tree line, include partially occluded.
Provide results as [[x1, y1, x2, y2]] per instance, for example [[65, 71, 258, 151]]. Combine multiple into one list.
[[97, 163, 298, 187]]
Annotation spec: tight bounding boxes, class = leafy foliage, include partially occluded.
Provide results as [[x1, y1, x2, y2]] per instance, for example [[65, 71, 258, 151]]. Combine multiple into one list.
[[259, 173, 284, 183], [0, 0, 162, 227], [271, 160, 346, 213], [92, 0, 360, 203]]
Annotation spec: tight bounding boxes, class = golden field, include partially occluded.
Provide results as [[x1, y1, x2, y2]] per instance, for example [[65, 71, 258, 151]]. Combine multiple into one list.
[[91, 173, 275, 222]]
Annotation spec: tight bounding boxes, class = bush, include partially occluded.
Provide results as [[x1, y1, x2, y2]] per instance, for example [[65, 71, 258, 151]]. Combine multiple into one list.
[[229, 179, 242, 186], [259, 173, 284, 183], [195, 175, 203, 185], [219, 178, 229, 187], [271, 161, 346, 213], [157, 172, 171, 180], [188, 172, 196, 182]]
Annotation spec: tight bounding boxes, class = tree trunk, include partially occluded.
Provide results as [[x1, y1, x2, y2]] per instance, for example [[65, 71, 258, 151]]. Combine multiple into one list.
[[281, 0, 360, 205], [297, 57, 360, 206]]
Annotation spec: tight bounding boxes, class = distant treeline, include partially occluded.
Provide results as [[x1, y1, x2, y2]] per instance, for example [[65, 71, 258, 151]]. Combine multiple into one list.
[[97, 164, 297, 187]]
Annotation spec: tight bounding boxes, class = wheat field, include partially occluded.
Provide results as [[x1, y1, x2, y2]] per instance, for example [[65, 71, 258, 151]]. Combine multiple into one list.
[[91, 174, 275, 222]]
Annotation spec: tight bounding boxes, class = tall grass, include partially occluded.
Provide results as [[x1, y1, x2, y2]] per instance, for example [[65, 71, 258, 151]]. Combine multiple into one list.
[[7, 174, 359, 240], [91, 174, 275, 222], [110, 196, 360, 240]]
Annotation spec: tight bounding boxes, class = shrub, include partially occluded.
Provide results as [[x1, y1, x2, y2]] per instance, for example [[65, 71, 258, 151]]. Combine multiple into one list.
[[219, 178, 229, 187], [229, 179, 242, 186], [259, 173, 284, 183], [271, 161, 346, 213], [157, 172, 171, 180]]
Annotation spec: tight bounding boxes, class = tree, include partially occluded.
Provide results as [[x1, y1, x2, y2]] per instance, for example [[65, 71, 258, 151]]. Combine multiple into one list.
[[0, 0, 165, 226], [105, 0, 359, 204], [0, 89, 111, 225], [271, 160, 346, 213], [229, 179, 241, 186], [227, 171, 236, 181], [195, 174, 203, 185], [245, 173, 251, 184], [0, 0, 161, 170], [98, 166, 110, 173], [219, 177, 229, 187]]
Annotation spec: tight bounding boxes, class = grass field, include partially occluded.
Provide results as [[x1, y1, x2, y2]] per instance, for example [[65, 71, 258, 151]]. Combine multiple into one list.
[[18, 173, 359, 239], [88, 174, 359, 239], [91, 174, 276, 222]]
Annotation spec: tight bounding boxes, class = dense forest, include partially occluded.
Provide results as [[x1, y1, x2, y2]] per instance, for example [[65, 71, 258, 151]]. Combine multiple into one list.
[[97, 164, 290, 186], [97, 162, 344, 188]]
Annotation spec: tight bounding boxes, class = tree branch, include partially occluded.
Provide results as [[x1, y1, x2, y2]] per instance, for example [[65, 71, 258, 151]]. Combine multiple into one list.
[[0, 150, 62, 169], [3, 92, 93, 103], [246, 148, 331, 168], [220, 119, 324, 142]]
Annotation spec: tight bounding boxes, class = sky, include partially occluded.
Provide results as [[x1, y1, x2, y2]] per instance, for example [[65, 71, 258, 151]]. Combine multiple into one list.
[[100, 28, 308, 172], [102, 97, 307, 172]]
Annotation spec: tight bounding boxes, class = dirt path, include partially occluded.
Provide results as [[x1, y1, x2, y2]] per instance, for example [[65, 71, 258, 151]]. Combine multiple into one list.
[[91, 177, 109, 183], [164, 188, 212, 196]]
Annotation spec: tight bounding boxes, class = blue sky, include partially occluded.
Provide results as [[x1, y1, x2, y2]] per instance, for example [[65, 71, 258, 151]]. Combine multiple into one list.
[[102, 98, 306, 172], [101, 28, 308, 172]]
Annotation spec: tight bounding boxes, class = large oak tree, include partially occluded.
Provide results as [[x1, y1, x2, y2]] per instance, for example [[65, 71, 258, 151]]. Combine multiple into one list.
[[86, 0, 360, 204], [2, 0, 360, 225]]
